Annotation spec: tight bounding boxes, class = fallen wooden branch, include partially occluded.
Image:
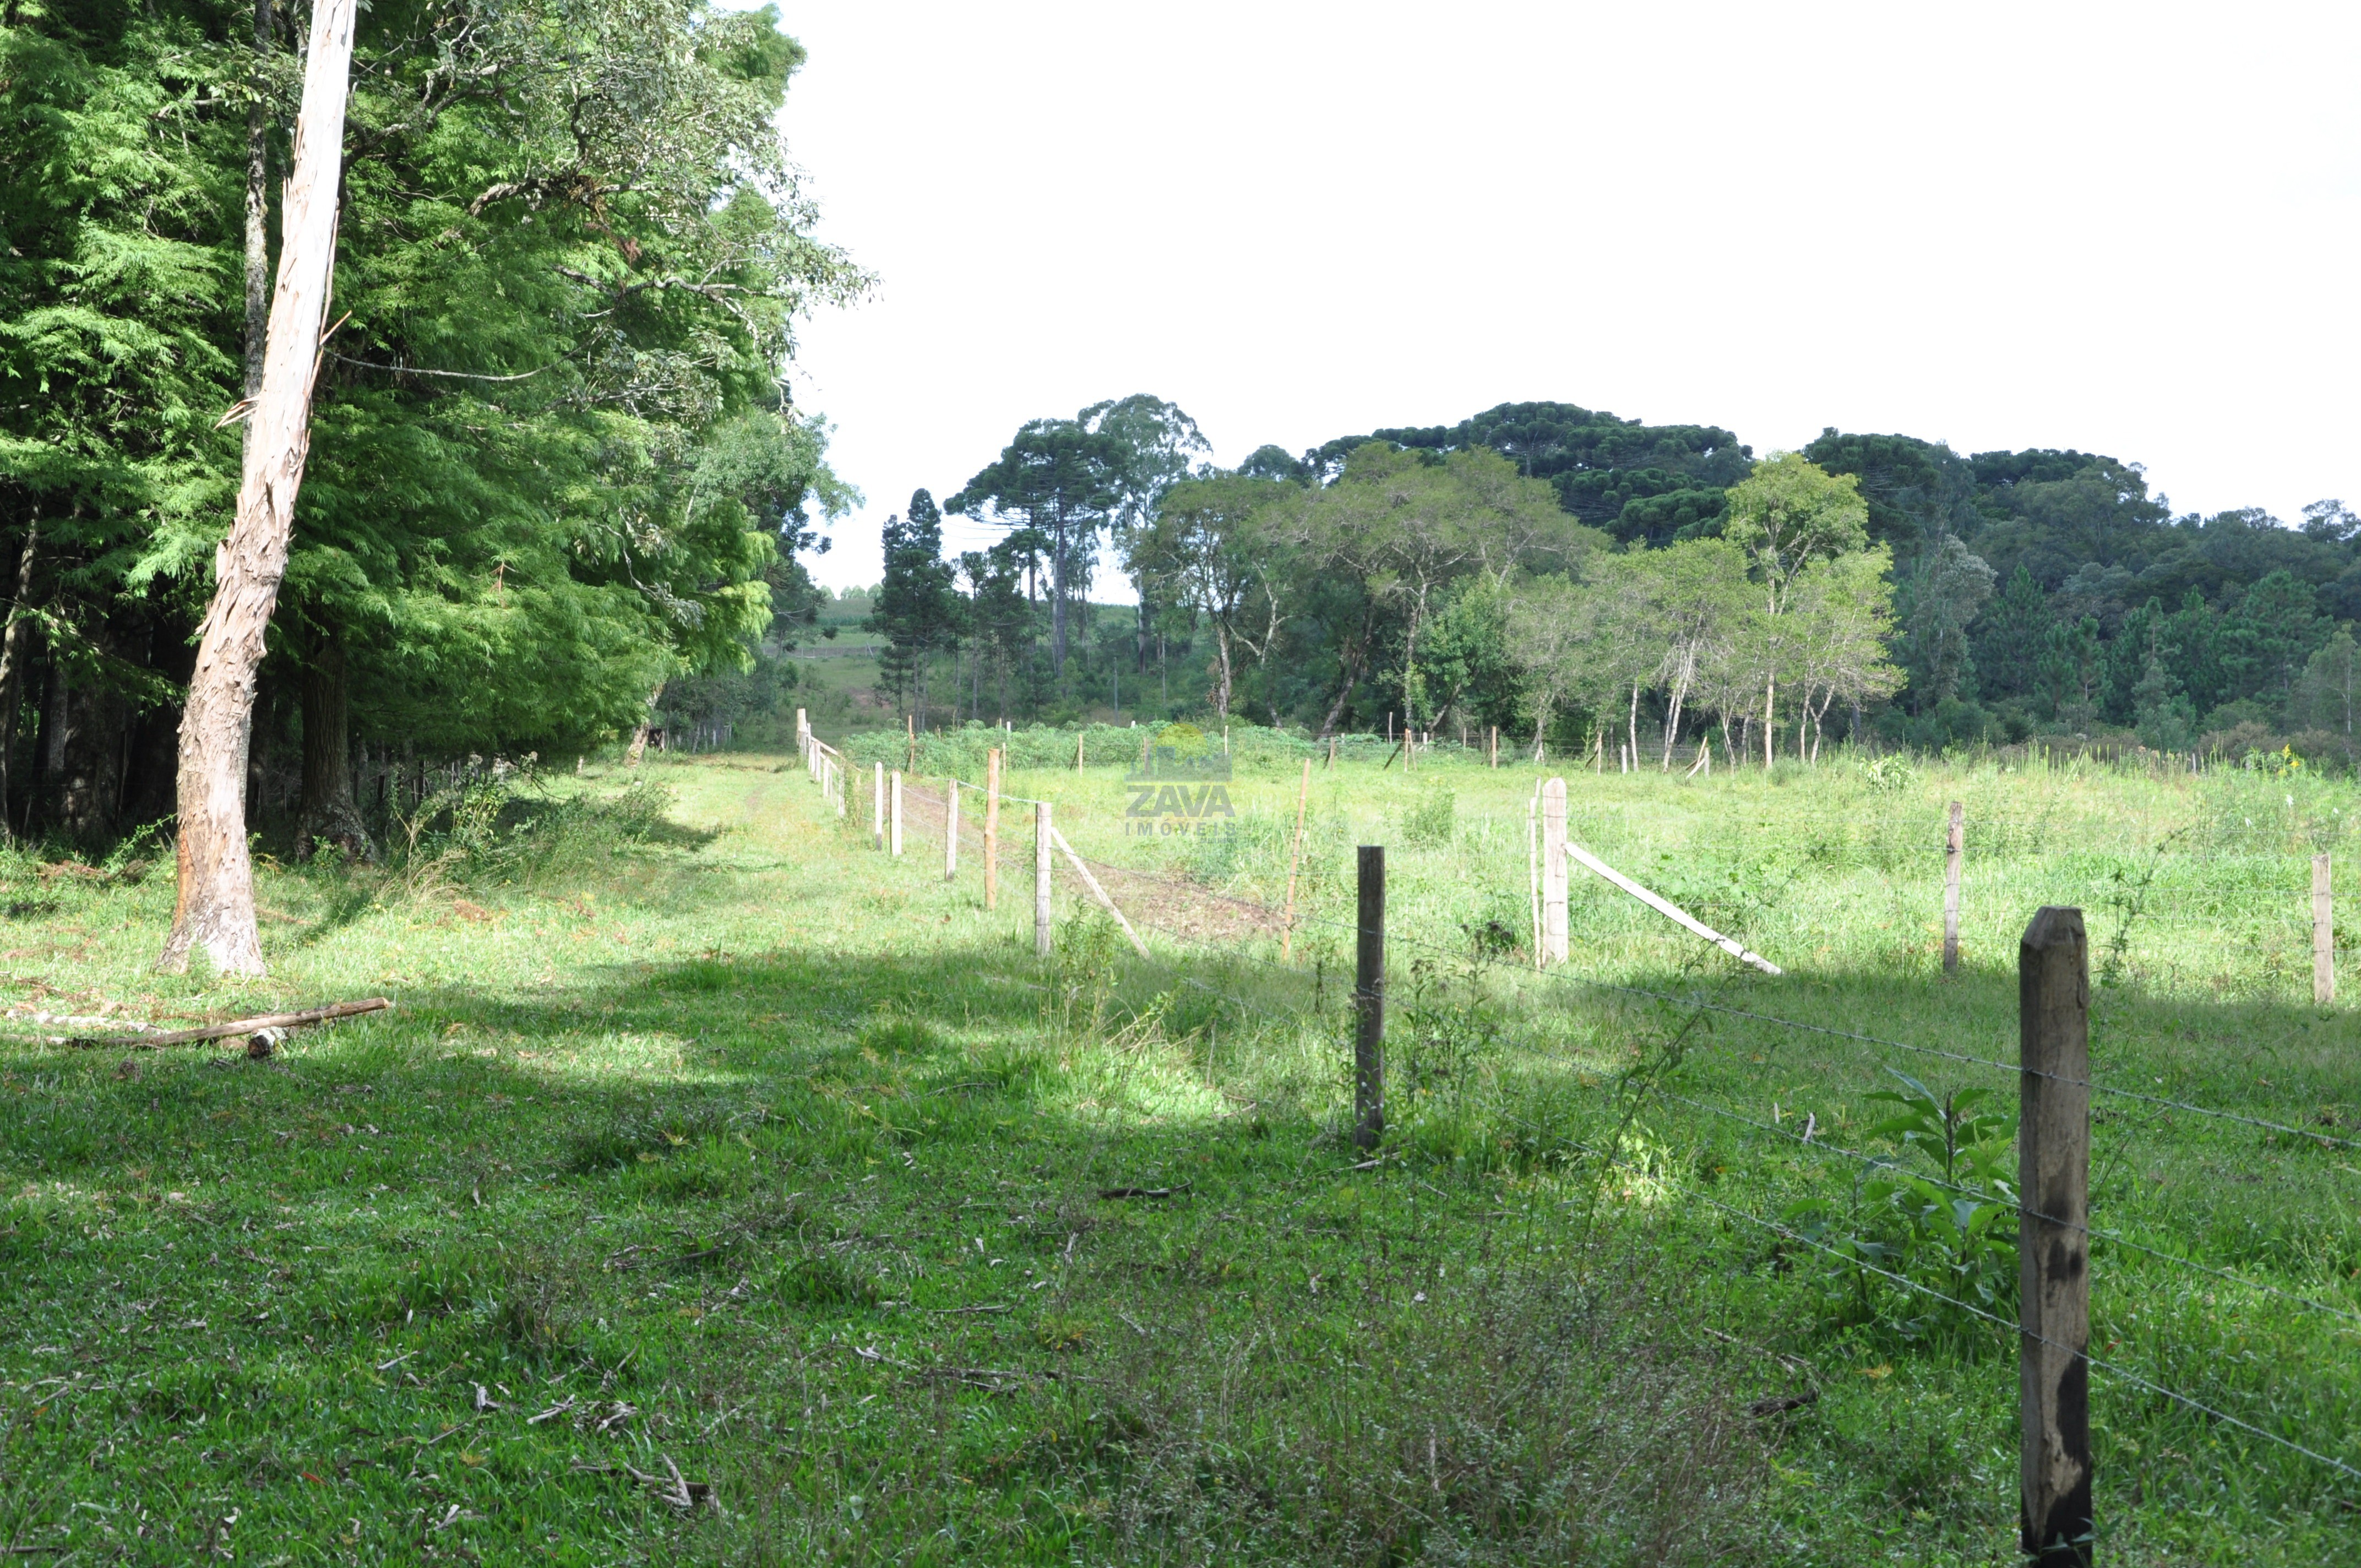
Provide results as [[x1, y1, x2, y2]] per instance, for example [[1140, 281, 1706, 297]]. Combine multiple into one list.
[[67, 997, 394, 1050], [1097, 1184, 1188, 1201], [1563, 843, 1781, 975], [1046, 827, 1151, 959], [570, 1454, 714, 1511]]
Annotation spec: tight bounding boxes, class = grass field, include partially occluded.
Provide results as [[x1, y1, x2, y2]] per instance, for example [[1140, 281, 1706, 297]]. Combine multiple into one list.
[[1, 741, 2356, 1563]]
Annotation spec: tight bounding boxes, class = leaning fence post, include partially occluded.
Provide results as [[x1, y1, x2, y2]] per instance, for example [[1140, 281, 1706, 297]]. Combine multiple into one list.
[[890, 770, 903, 857], [945, 780, 960, 880], [984, 748, 1001, 911], [2315, 852, 2334, 1005], [2020, 906, 2093, 1567], [1353, 845, 1385, 1150], [1944, 801, 1964, 974], [1034, 802, 1053, 956], [1540, 776, 1568, 965]]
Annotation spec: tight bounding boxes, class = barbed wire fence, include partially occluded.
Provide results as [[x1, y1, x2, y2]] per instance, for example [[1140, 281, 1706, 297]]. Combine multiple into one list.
[[790, 712, 2361, 1551]]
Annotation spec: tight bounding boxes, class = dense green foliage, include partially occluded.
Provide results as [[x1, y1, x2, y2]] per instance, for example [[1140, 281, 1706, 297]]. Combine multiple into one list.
[[1, 0, 858, 843]]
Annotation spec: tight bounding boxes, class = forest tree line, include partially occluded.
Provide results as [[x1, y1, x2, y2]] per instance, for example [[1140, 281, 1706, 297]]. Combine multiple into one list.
[[864, 399, 2361, 765]]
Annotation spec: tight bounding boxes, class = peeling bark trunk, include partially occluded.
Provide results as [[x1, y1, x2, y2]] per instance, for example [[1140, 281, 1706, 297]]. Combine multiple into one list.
[[159, 0, 356, 977], [295, 636, 372, 859], [243, 0, 270, 401], [626, 680, 665, 767]]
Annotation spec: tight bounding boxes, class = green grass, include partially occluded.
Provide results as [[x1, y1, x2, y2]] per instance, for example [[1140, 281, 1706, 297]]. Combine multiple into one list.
[[1, 746, 2356, 1562]]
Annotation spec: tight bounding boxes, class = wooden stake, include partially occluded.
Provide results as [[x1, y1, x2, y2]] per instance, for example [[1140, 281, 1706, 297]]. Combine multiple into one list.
[[1488, 725, 1498, 768], [1353, 845, 1385, 1151], [1540, 777, 1568, 966], [1049, 826, 1150, 959], [984, 748, 1000, 910], [2315, 852, 2334, 1005], [1076, 730, 1085, 774], [1034, 803, 1053, 956], [2019, 906, 2092, 1568], [1281, 757, 1311, 961], [906, 712, 915, 772], [890, 770, 902, 857], [1565, 842, 1781, 974], [945, 780, 960, 880], [1944, 800, 1964, 974], [873, 763, 884, 848]]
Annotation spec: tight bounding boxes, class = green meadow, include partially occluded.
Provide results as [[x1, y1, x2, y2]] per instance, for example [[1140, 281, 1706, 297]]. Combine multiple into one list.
[[1, 741, 2355, 1564]]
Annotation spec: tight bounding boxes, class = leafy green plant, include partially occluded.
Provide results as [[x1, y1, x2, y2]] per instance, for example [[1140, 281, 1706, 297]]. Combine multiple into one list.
[[1783, 1071, 2017, 1334], [1393, 958, 1500, 1109]]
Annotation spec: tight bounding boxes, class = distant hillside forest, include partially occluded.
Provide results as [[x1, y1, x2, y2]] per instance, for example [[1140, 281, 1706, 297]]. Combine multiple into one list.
[[823, 398, 2361, 767]]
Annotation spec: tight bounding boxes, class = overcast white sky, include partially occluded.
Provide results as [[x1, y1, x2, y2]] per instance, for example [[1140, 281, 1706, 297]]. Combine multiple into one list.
[[761, 1, 2360, 596]]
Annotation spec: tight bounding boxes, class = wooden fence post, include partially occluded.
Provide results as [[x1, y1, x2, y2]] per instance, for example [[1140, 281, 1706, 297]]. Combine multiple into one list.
[[945, 780, 960, 880], [1528, 786, 1541, 969], [796, 708, 807, 769], [1489, 725, 1498, 768], [1076, 731, 1085, 774], [873, 763, 884, 849], [1540, 776, 1568, 965], [1034, 803, 1053, 956], [890, 770, 902, 857], [2020, 906, 2093, 1567], [906, 713, 915, 773], [1282, 758, 1311, 961], [984, 748, 1000, 911], [1944, 801, 1964, 974], [2315, 853, 2334, 1005], [1353, 845, 1385, 1150]]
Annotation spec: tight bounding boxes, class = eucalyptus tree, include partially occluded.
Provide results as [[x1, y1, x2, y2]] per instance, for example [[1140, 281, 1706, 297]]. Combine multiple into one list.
[[1720, 454, 1870, 764], [1080, 394, 1209, 672], [1130, 473, 1301, 722]]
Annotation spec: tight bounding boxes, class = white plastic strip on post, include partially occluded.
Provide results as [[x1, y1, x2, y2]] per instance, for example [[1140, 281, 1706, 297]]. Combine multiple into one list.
[[1564, 841, 1780, 975]]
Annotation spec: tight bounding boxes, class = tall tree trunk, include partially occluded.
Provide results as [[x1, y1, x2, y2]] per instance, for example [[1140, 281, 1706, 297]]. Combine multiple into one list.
[[1318, 640, 1367, 740], [1211, 621, 1233, 722], [1661, 647, 1694, 770], [243, 0, 270, 401], [0, 516, 39, 838], [625, 680, 665, 766], [158, 0, 355, 976], [1048, 509, 1068, 677], [39, 660, 67, 798], [295, 635, 372, 859]]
